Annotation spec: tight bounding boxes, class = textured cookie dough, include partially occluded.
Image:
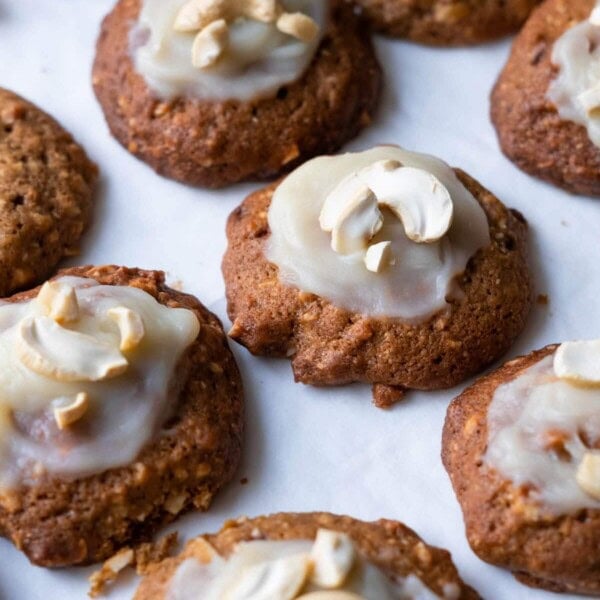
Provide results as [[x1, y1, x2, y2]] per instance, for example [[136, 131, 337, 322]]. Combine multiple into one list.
[[92, 0, 382, 188], [442, 346, 600, 594], [134, 512, 481, 599], [0, 265, 243, 567], [0, 88, 97, 296], [491, 0, 600, 196], [223, 168, 532, 406], [355, 0, 540, 45]]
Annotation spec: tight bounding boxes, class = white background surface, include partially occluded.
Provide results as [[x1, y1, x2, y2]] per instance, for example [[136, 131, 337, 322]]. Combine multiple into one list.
[[0, 1, 599, 599]]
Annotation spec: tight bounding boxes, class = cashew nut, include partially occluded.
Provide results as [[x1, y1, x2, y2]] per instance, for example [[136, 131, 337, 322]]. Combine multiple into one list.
[[554, 340, 600, 386]]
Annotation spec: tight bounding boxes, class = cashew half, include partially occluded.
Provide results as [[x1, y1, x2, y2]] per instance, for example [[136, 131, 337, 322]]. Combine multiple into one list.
[[192, 19, 229, 69], [364, 241, 393, 273], [309, 529, 355, 589], [53, 392, 90, 430], [554, 340, 600, 387], [226, 553, 310, 599], [17, 316, 128, 382], [36, 281, 80, 324], [360, 162, 454, 243], [576, 452, 600, 500], [108, 306, 145, 352]]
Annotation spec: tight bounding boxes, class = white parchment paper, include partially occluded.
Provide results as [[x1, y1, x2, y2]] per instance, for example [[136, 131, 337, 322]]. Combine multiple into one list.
[[0, 1, 599, 598]]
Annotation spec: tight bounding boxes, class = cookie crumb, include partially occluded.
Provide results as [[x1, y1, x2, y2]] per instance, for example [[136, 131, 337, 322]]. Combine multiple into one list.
[[372, 383, 406, 408]]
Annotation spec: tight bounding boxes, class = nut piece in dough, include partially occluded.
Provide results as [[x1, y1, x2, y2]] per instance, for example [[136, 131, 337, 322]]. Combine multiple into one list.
[[309, 529, 355, 589], [226, 553, 310, 599], [360, 163, 454, 243], [108, 307, 145, 352], [17, 316, 128, 382], [277, 12, 320, 42], [53, 392, 90, 430], [364, 241, 393, 273], [36, 281, 80, 324], [192, 19, 229, 69], [576, 452, 600, 500], [553, 340, 600, 387]]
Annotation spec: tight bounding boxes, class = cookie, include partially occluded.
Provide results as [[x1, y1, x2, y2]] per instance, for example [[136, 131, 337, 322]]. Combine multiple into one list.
[[0, 265, 243, 567], [0, 88, 97, 296], [223, 146, 532, 406], [134, 512, 480, 598], [355, 0, 540, 45], [491, 0, 600, 196], [92, 0, 382, 188], [443, 343, 600, 594]]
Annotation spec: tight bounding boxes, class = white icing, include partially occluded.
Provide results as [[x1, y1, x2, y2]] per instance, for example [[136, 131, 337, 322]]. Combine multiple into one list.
[[547, 2, 600, 148], [485, 354, 600, 515], [133, 0, 327, 101], [265, 146, 490, 322], [0, 277, 200, 489], [167, 535, 443, 599]]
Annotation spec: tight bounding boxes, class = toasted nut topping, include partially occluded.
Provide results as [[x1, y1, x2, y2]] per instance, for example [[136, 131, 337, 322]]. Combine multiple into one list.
[[192, 19, 229, 69], [53, 392, 90, 430], [576, 452, 600, 500], [364, 241, 393, 273], [554, 340, 600, 386], [227, 553, 309, 599], [363, 162, 454, 243], [174, 0, 227, 32], [108, 307, 145, 352], [277, 12, 320, 42], [309, 529, 355, 589], [578, 83, 600, 115], [320, 160, 454, 269], [36, 281, 79, 324], [175, 0, 319, 69], [17, 316, 128, 382]]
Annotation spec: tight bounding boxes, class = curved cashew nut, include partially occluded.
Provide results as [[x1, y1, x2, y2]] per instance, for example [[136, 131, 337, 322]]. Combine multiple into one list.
[[53, 392, 90, 430], [17, 316, 128, 382], [359, 162, 454, 243], [108, 306, 145, 352], [309, 529, 356, 588], [554, 340, 600, 386], [36, 281, 80, 324]]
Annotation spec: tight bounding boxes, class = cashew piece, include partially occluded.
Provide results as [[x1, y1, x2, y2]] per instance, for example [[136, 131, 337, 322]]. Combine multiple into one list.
[[53, 392, 90, 430], [36, 281, 80, 324], [554, 340, 600, 387], [108, 306, 145, 352]]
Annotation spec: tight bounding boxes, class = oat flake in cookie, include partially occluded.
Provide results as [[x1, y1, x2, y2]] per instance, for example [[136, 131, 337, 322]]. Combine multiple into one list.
[[134, 512, 480, 599], [354, 0, 540, 45], [92, 0, 381, 188], [0, 265, 243, 567], [223, 146, 532, 407], [443, 342, 600, 594], [0, 88, 97, 296], [492, 0, 600, 196]]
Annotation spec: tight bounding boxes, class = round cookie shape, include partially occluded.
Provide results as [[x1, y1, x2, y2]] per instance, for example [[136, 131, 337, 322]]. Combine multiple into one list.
[[92, 0, 382, 188], [354, 0, 540, 45], [0, 88, 97, 296], [491, 0, 600, 197], [0, 265, 244, 567], [442, 345, 600, 594], [134, 512, 481, 599], [222, 148, 532, 407]]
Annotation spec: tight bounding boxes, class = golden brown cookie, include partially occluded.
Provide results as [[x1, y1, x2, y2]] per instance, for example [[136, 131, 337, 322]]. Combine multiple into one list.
[[0, 88, 97, 296], [92, 0, 382, 188], [222, 169, 532, 406], [355, 0, 540, 45], [134, 512, 480, 598], [491, 0, 600, 196], [0, 265, 243, 567], [442, 345, 600, 594]]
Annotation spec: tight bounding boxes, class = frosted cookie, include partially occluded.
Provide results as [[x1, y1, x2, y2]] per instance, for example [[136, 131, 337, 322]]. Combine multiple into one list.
[[355, 0, 539, 45], [223, 146, 532, 407], [492, 0, 600, 196], [0, 88, 97, 295], [0, 265, 243, 567], [92, 0, 381, 188], [134, 512, 480, 599], [443, 342, 600, 593]]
